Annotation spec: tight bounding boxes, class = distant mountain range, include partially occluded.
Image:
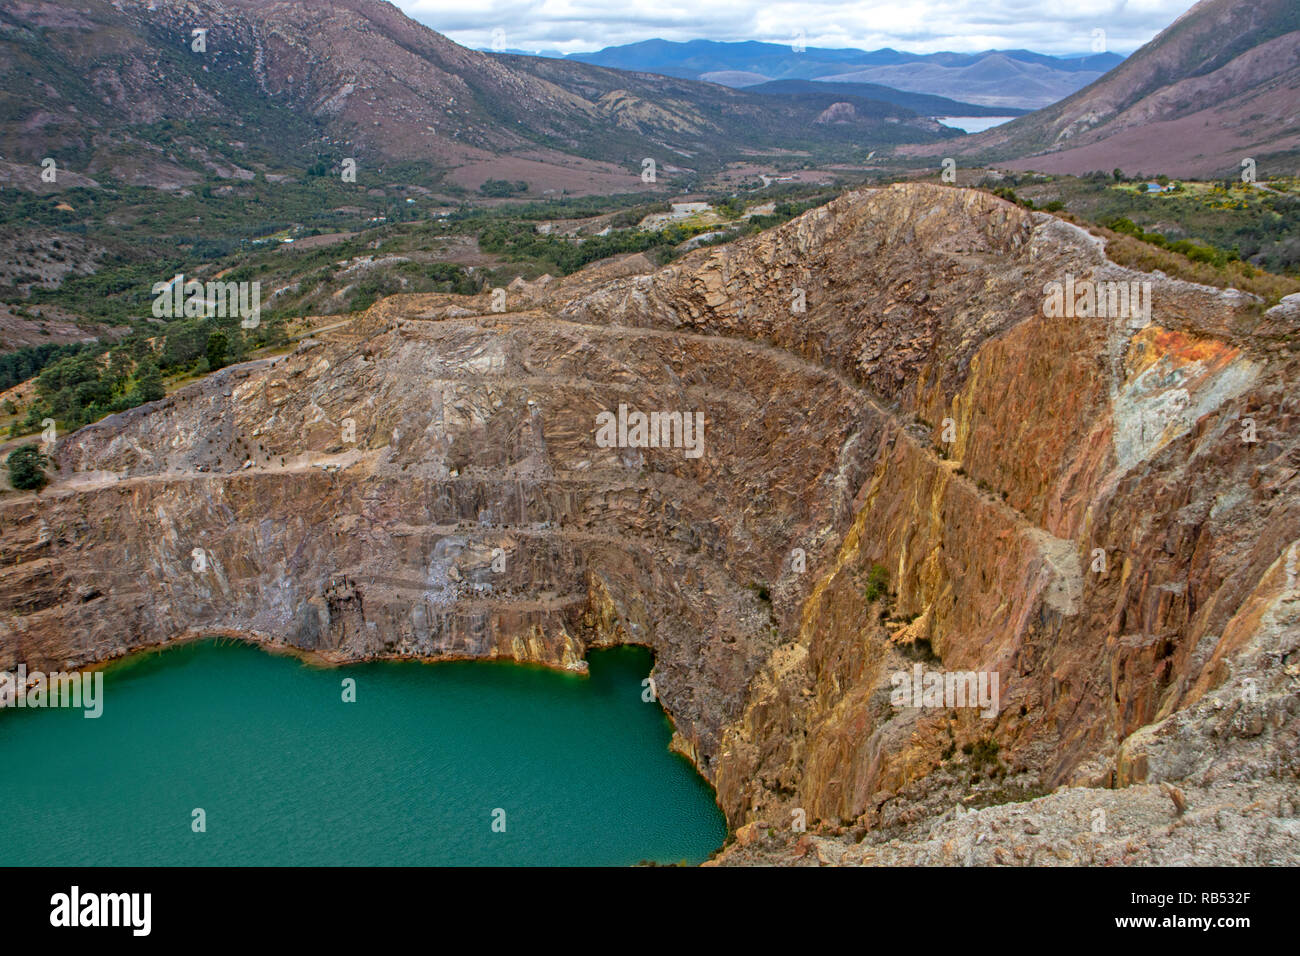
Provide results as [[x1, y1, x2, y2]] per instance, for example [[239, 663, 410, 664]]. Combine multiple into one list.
[[906, 0, 1300, 178], [0, 0, 962, 199], [7, 0, 1290, 195], [556, 40, 1124, 110]]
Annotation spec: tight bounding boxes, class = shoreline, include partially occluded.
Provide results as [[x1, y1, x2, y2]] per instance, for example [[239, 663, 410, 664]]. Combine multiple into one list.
[[77, 627, 598, 676]]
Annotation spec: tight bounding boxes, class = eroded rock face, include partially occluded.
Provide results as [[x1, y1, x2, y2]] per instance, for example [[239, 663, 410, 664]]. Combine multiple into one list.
[[2, 184, 1296, 861]]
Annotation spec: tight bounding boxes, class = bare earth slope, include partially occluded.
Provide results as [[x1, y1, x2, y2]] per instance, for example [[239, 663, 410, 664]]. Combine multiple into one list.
[[2, 184, 1297, 864]]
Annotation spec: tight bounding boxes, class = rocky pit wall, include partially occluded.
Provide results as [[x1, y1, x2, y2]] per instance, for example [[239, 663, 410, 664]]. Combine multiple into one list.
[[2, 184, 1297, 864]]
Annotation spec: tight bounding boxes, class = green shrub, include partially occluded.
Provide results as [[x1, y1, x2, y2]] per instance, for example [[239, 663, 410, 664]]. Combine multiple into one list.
[[6, 445, 49, 490], [864, 563, 889, 602], [479, 179, 528, 198], [962, 737, 1001, 773]]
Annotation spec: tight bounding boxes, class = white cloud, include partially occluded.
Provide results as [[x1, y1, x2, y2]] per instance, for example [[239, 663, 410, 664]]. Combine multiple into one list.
[[394, 0, 1199, 55]]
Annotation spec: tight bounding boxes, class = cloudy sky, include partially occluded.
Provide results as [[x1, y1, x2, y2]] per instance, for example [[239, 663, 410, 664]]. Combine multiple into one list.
[[392, 0, 1201, 56]]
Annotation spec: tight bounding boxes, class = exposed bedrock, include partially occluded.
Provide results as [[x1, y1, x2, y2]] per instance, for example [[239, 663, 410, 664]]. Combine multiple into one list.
[[2, 184, 1296, 857]]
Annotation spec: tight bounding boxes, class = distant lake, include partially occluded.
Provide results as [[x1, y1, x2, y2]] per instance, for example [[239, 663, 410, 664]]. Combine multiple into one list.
[[937, 116, 1018, 133], [0, 640, 725, 866]]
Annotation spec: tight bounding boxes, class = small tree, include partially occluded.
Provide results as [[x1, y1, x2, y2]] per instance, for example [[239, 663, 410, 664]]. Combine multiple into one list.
[[133, 360, 165, 403], [206, 331, 229, 371], [6, 445, 49, 491], [108, 349, 134, 390]]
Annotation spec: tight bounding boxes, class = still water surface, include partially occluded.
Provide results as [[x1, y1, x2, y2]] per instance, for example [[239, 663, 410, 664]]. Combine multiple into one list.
[[0, 640, 725, 865]]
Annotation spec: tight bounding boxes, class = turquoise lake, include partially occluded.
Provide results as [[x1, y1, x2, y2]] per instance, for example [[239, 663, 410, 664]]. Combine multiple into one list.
[[0, 640, 726, 866]]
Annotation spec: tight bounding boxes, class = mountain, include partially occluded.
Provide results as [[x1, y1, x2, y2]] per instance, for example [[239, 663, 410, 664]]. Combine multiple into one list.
[[0, 0, 955, 196], [564, 39, 1122, 109], [815, 52, 1116, 110], [741, 80, 1028, 118], [909, 0, 1300, 178], [565, 38, 902, 79]]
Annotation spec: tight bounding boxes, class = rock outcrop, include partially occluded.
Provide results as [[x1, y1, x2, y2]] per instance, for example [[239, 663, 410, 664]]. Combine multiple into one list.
[[2, 183, 1296, 863]]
